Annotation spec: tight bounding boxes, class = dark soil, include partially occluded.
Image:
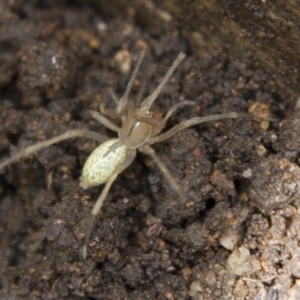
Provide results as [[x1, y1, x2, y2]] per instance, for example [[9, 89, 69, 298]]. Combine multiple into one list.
[[1, 1, 300, 300]]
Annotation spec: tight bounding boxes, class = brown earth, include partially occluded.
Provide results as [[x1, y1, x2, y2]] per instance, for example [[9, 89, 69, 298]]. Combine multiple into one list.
[[1, 1, 300, 299]]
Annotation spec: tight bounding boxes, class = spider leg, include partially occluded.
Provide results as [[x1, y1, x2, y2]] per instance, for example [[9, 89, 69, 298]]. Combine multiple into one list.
[[0, 129, 108, 170], [82, 170, 118, 260], [99, 103, 121, 120], [107, 87, 119, 106], [135, 62, 151, 106], [138, 52, 186, 115], [148, 112, 240, 145], [116, 49, 146, 114], [97, 88, 121, 120], [164, 100, 195, 122], [90, 110, 120, 133], [137, 117, 165, 129], [139, 144, 185, 202], [83, 149, 136, 259], [137, 96, 195, 129]]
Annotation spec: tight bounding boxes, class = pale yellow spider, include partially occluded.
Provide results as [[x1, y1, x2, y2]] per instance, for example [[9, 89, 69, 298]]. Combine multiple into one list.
[[0, 50, 239, 258]]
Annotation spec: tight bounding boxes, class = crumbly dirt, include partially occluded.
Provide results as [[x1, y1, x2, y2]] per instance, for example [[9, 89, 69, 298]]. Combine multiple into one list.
[[1, 1, 300, 300]]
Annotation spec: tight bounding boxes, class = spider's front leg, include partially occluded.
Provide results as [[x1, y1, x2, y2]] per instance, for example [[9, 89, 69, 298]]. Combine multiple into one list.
[[116, 49, 146, 114], [98, 49, 147, 122]]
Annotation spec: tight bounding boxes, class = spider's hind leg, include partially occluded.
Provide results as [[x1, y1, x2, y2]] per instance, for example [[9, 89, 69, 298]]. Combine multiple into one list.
[[0, 129, 108, 171], [83, 149, 136, 259]]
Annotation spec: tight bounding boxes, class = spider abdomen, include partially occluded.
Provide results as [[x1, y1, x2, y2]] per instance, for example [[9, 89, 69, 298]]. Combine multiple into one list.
[[80, 138, 127, 189]]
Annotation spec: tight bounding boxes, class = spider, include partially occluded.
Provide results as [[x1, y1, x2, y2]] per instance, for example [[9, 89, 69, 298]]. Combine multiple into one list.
[[0, 49, 240, 259]]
